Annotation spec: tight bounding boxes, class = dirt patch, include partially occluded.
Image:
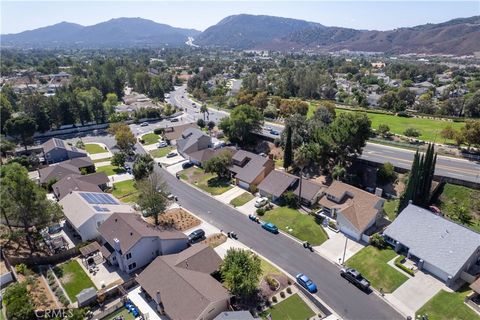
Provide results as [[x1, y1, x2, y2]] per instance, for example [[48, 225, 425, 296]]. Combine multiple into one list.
[[201, 233, 227, 248], [29, 274, 59, 310], [0, 225, 51, 259], [259, 273, 290, 298], [147, 208, 201, 231]]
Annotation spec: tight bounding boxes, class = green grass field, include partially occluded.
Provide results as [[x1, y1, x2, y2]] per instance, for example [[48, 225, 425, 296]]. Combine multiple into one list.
[[149, 146, 174, 158], [55, 260, 96, 301], [335, 109, 464, 143], [260, 257, 282, 277], [141, 133, 161, 145], [112, 180, 138, 202], [416, 286, 479, 320], [96, 164, 125, 176], [346, 246, 408, 293], [230, 192, 254, 207], [84, 143, 107, 154], [261, 294, 315, 320], [263, 207, 328, 245], [179, 167, 233, 195], [384, 199, 399, 221], [437, 183, 480, 232]]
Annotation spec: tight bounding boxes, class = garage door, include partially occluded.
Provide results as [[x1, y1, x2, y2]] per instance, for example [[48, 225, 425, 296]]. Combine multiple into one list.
[[238, 180, 250, 190], [339, 224, 361, 241]]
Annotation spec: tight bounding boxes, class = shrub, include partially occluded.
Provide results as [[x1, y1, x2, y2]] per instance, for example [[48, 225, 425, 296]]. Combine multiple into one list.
[[283, 191, 298, 208], [404, 127, 420, 137], [328, 220, 337, 230], [286, 287, 292, 294], [370, 233, 386, 249], [287, 279, 292, 285], [266, 276, 278, 290], [153, 127, 164, 135], [280, 291, 286, 298], [272, 296, 278, 303], [3, 282, 35, 320], [249, 184, 258, 194], [15, 263, 27, 275], [256, 208, 266, 216], [394, 255, 415, 276], [75, 140, 85, 149]]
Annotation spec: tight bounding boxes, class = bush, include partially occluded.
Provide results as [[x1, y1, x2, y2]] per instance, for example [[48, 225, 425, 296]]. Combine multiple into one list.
[[404, 127, 420, 137], [283, 191, 299, 208], [370, 233, 386, 249], [286, 287, 292, 294], [75, 140, 85, 149], [280, 291, 286, 298], [328, 220, 337, 230], [249, 184, 258, 194], [377, 162, 397, 185], [3, 282, 35, 320], [394, 255, 415, 276], [153, 127, 164, 135], [266, 276, 279, 291], [15, 263, 27, 275], [272, 296, 278, 303], [256, 208, 266, 216], [287, 279, 292, 285]]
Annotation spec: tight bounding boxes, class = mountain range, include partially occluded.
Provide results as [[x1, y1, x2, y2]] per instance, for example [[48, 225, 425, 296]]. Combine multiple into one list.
[[2, 15, 480, 55]]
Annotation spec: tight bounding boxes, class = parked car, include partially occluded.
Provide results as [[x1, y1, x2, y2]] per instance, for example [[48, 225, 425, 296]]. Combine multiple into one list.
[[124, 165, 132, 173], [47, 224, 63, 234], [166, 152, 178, 158], [255, 197, 269, 208], [296, 273, 318, 293], [182, 162, 194, 169], [170, 118, 179, 122], [270, 129, 280, 135], [140, 122, 149, 127], [157, 141, 168, 148], [188, 229, 205, 243], [261, 222, 278, 234], [340, 268, 371, 291]]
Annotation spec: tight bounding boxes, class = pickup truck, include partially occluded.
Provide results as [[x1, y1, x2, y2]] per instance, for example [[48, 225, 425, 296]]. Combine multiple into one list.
[[340, 267, 371, 291]]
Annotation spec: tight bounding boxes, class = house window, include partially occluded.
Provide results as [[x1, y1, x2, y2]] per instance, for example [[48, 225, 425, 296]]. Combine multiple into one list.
[[126, 253, 132, 260], [128, 262, 137, 270]]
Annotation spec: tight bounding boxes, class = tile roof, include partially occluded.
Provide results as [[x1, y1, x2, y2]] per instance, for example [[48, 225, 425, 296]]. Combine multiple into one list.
[[136, 244, 230, 320], [384, 204, 480, 278], [230, 150, 272, 184], [98, 212, 187, 254]]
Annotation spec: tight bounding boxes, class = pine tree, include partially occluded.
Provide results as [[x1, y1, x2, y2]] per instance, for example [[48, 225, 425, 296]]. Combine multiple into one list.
[[283, 125, 293, 170]]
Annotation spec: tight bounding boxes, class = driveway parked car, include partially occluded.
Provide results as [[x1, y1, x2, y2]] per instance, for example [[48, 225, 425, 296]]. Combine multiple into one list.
[[157, 141, 168, 148], [166, 152, 178, 158], [340, 268, 371, 291], [261, 222, 278, 234], [254, 197, 269, 208], [182, 162, 194, 169], [296, 273, 318, 293], [188, 229, 205, 243]]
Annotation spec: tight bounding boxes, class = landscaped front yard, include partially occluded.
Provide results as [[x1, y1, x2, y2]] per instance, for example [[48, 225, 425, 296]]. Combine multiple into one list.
[[346, 246, 408, 293], [416, 286, 479, 320], [260, 294, 315, 320], [263, 207, 328, 246], [149, 146, 174, 158], [84, 143, 107, 154], [112, 180, 138, 203], [141, 133, 161, 145], [96, 164, 126, 176], [230, 192, 254, 207], [179, 167, 233, 195], [54, 260, 97, 301]]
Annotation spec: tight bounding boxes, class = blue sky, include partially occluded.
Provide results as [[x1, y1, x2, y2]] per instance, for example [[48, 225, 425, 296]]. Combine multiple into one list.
[[1, 1, 479, 34]]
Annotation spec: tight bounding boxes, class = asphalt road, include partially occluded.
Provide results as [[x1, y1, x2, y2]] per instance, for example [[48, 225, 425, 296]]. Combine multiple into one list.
[[168, 85, 479, 185]]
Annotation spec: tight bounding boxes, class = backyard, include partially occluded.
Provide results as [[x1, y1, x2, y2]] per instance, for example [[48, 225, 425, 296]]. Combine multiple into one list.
[[103, 307, 135, 320], [263, 207, 328, 245], [230, 192, 254, 207], [141, 133, 161, 145], [96, 164, 126, 176], [84, 143, 107, 154], [112, 180, 138, 203], [384, 199, 399, 221], [437, 183, 480, 232], [416, 286, 479, 320], [260, 294, 315, 320], [346, 246, 408, 293], [149, 146, 174, 158], [54, 260, 97, 301], [179, 167, 233, 195]]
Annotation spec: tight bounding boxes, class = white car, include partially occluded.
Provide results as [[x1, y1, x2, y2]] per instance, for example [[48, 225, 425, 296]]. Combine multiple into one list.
[[140, 122, 149, 127], [157, 141, 168, 148], [255, 197, 269, 208]]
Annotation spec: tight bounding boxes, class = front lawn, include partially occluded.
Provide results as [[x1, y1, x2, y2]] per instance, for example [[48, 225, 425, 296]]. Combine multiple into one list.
[[260, 294, 315, 320], [112, 180, 138, 202], [263, 207, 328, 246], [54, 260, 96, 301], [346, 246, 408, 293], [141, 133, 161, 145], [93, 157, 111, 164], [230, 192, 254, 207], [416, 286, 479, 320], [179, 167, 233, 195], [84, 143, 107, 154], [96, 165, 126, 176], [384, 199, 399, 221], [437, 183, 480, 232], [149, 146, 174, 158], [260, 257, 282, 277]]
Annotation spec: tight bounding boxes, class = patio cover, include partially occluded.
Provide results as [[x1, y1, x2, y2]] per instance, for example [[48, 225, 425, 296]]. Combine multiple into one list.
[[79, 241, 101, 256]]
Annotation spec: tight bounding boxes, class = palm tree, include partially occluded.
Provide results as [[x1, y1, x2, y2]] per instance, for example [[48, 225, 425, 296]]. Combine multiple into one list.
[[200, 105, 209, 121]]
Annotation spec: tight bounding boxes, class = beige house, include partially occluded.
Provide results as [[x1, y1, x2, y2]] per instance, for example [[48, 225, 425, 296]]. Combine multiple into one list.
[[229, 150, 274, 190]]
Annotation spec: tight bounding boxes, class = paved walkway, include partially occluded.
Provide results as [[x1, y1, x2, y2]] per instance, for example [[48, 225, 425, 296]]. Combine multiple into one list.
[[94, 161, 111, 167], [143, 143, 158, 151], [109, 173, 134, 184], [315, 228, 364, 265], [214, 186, 246, 204], [166, 160, 188, 175]]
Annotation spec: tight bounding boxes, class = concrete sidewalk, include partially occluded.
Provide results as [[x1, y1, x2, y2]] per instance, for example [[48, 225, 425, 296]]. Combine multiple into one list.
[[109, 173, 134, 184]]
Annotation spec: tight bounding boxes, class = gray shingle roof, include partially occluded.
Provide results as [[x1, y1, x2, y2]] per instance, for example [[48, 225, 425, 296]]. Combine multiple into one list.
[[384, 204, 480, 278], [258, 171, 297, 197], [230, 151, 272, 184]]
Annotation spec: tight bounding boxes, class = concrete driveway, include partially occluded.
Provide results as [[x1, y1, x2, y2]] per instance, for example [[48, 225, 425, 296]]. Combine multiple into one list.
[[385, 271, 447, 317], [315, 228, 364, 265], [236, 198, 258, 216], [157, 153, 184, 166], [214, 186, 246, 204], [166, 160, 188, 175]]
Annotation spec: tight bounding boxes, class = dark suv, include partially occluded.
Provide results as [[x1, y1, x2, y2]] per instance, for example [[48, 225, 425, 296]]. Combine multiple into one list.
[[188, 229, 205, 244], [340, 268, 370, 291]]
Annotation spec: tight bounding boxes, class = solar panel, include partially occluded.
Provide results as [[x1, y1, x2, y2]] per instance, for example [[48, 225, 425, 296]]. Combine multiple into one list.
[[93, 206, 110, 212], [80, 192, 119, 205]]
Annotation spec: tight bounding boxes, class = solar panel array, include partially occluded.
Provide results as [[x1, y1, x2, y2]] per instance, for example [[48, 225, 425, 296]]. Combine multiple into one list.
[[54, 138, 65, 148], [93, 205, 111, 212], [80, 192, 119, 205]]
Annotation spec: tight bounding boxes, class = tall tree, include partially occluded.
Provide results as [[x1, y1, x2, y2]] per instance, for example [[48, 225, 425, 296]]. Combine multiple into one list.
[[283, 125, 293, 170], [108, 123, 136, 154], [219, 104, 263, 145], [200, 105, 209, 121], [220, 249, 262, 299], [132, 154, 154, 180], [4, 115, 37, 151], [136, 173, 169, 226], [204, 152, 232, 179]]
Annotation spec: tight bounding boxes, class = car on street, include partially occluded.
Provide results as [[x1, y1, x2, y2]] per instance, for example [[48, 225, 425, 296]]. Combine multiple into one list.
[[157, 141, 168, 148], [261, 222, 278, 234], [254, 197, 269, 208], [140, 122, 149, 127], [340, 268, 371, 291], [182, 161, 194, 169], [170, 118, 179, 122], [166, 152, 178, 158], [188, 229, 205, 243], [296, 273, 318, 293]]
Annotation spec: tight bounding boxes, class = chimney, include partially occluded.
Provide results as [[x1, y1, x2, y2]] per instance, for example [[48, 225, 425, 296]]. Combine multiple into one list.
[[156, 290, 161, 303], [113, 238, 121, 252]]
